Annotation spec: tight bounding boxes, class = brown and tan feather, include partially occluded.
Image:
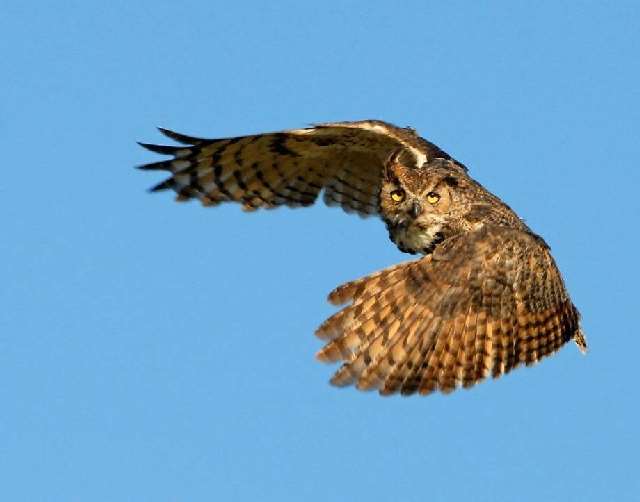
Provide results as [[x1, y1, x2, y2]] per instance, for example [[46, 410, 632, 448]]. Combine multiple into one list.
[[138, 120, 461, 217], [315, 226, 584, 396], [137, 119, 586, 398]]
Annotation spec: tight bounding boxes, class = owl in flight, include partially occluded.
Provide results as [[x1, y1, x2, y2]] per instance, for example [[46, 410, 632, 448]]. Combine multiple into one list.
[[138, 120, 587, 396]]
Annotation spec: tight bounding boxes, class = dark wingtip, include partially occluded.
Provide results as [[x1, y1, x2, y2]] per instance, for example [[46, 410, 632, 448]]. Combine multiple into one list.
[[136, 160, 173, 171], [137, 142, 184, 155], [157, 127, 205, 145], [148, 178, 174, 192]]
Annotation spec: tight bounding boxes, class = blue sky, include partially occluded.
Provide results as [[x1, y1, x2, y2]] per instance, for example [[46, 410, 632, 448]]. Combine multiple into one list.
[[2, 1, 639, 500]]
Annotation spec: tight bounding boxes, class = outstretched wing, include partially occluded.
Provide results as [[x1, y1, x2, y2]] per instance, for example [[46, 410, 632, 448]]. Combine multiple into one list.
[[316, 225, 585, 396], [137, 120, 462, 217]]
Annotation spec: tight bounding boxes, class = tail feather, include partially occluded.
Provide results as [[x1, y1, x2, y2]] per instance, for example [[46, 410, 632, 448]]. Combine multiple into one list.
[[574, 329, 588, 354]]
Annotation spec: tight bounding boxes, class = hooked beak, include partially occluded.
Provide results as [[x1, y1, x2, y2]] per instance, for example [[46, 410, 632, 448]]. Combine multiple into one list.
[[410, 201, 422, 219]]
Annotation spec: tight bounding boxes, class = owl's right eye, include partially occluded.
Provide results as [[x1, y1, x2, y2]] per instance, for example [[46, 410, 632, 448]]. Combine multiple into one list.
[[390, 189, 405, 203]]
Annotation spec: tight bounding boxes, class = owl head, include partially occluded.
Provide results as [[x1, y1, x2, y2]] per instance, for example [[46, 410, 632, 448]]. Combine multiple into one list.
[[379, 152, 469, 254]]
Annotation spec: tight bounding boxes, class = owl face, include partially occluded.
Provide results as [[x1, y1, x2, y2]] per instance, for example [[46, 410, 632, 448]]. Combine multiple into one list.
[[380, 160, 461, 254]]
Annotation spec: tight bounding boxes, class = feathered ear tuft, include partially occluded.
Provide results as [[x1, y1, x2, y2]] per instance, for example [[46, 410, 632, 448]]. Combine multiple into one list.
[[385, 148, 404, 168], [383, 148, 405, 181]]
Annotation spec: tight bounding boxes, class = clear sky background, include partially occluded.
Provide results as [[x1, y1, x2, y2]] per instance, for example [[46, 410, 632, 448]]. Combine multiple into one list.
[[2, 2, 639, 501]]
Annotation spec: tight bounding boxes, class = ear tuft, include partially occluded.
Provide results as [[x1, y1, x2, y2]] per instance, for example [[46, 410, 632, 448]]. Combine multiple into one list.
[[384, 148, 408, 181]]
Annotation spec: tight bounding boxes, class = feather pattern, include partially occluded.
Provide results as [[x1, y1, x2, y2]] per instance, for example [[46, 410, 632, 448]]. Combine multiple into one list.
[[138, 120, 462, 216], [137, 118, 586, 397], [315, 226, 583, 396]]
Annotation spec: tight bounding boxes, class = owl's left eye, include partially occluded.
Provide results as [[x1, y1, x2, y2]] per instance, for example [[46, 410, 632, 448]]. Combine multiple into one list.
[[390, 189, 405, 203], [426, 192, 440, 205]]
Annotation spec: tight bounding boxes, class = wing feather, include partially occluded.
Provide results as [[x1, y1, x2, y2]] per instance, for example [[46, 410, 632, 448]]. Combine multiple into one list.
[[316, 225, 585, 396], [137, 120, 462, 217]]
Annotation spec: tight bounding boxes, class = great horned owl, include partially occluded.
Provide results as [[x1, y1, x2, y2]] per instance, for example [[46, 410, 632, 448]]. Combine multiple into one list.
[[138, 120, 587, 396]]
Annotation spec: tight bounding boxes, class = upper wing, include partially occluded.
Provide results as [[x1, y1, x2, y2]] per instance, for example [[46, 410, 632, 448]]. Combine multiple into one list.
[[137, 120, 463, 217], [315, 225, 584, 396]]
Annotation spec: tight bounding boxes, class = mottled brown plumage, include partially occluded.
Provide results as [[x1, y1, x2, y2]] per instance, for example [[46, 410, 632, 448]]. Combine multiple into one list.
[[138, 119, 587, 397]]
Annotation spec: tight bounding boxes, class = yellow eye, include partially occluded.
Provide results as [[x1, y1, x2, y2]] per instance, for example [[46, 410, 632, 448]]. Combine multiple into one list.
[[426, 192, 440, 205], [390, 189, 405, 203]]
